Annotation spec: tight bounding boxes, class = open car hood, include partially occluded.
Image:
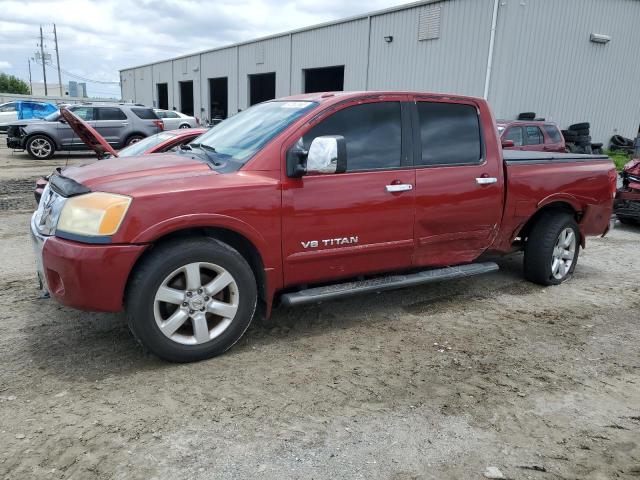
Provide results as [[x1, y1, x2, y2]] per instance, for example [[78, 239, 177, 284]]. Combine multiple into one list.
[[59, 107, 118, 159]]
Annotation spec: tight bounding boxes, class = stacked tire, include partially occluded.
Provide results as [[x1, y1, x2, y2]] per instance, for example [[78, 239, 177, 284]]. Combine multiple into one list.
[[562, 122, 592, 154], [609, 135, 635, 154]]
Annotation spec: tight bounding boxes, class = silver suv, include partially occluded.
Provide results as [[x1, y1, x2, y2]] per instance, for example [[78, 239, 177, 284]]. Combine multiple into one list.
[[6, 103, 164, 159]]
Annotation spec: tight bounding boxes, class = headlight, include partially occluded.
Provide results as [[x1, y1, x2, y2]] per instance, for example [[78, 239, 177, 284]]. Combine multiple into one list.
[[57, 192, 132, 237]]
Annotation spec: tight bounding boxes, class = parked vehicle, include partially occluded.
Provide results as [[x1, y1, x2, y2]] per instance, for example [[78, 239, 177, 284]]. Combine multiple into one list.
[[6, 103, 163, 159], [614, 157, 640, 225], [30, 91, 616, 362], [0, 100, 58, 131], [34, 123, 207, 203], [497, 120, 566, 153], [154, 109, 198, 130]]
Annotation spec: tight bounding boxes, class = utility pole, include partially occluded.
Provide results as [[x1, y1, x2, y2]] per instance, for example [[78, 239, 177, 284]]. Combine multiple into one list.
[[28, 59, 33, 94], [53, 24, 63, 96], [39, 25, 48, 95]]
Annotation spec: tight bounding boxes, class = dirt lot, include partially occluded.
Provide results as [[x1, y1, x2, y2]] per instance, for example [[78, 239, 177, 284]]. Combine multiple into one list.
[[0, 141, 638, 480]]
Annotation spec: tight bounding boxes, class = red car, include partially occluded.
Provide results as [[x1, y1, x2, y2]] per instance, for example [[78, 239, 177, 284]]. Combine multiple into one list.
[[614, 157, 640, 225], [34, 125, 207, 203], [498, 120, 566, 153], [30, 91, 616, 362]]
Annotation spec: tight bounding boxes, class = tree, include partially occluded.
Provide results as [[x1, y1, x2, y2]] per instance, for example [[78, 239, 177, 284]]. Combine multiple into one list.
[[0, 73, 30, 95]]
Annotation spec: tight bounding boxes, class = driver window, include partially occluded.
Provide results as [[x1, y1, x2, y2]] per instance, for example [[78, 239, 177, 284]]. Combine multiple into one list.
[[505, 126, 524, 146], [301, 102, 402, 172]]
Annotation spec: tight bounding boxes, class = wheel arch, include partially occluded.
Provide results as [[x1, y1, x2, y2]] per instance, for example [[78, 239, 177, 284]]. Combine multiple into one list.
[[123, 132, 146, 146], [517, 200, 584, 247], [126, 225, 269, 311], [25, 131, 60, 150]]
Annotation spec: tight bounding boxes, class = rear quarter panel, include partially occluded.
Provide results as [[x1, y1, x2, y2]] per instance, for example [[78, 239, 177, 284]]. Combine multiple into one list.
[[495, 155, 615, 251]]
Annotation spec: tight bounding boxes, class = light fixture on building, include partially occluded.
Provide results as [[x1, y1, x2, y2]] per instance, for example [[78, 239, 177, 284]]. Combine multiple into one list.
[[590, 33, 611, 44], [384, 35, 393, 43]]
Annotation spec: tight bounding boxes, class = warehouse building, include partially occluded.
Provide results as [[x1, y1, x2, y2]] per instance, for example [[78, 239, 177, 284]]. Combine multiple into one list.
[[120, 0, 640, 143]]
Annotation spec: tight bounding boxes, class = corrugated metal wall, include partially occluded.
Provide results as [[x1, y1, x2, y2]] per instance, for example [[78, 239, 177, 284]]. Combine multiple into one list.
[[488, 0, 640, 142], [290, 19, 370, 92], [120, 0, 639, 142], [238, 36, 291, 108], [368, 0, 494, 96]]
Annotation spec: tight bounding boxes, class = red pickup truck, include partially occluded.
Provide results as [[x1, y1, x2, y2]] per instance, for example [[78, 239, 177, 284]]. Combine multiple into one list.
[[31, 91, 616, 362]]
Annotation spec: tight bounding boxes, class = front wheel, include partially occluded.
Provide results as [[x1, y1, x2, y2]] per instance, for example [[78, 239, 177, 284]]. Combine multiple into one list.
[[126, 237, 257, 362], [523, 213, 580, 286], [26, 135, 55, 159]]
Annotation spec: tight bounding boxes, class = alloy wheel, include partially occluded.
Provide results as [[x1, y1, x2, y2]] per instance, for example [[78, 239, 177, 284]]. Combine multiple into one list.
[[551, 227, 576, 280], [30, 138, 52, 158], [153, 262, 239, 345]]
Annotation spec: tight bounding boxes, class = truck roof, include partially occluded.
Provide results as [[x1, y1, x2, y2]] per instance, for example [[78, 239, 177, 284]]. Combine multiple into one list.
[[280, 91, 485, 105]]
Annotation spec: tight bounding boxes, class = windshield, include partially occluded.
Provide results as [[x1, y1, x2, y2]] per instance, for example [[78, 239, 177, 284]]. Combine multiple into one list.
[[194, 100, 317, 164], [118, 132, 177, 157]]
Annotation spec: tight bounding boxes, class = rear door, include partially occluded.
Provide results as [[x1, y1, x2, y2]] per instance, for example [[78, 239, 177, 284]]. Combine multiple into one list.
[[523, 125, 545, 151], [58, 106, 94, 148], [93, 107, 128, 145], [281, 96, 416, 286], [412, 98, 503, 266]]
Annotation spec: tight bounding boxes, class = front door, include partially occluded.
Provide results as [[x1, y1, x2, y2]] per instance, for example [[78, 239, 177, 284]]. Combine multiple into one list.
[[412, 98, 503, 266], [281, 98, 415, 286], [58, 106, 95, 148]]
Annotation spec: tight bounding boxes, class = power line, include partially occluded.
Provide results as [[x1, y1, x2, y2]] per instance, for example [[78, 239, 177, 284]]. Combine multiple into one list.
[[33, 58, 120, 85]]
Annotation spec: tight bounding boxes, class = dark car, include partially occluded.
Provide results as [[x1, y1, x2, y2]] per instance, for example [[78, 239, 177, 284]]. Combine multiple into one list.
[[497, 120, 566, 153], [614, 158, 640, 225]]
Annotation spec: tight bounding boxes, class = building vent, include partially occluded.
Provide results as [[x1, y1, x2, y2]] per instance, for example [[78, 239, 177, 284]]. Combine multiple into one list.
[[255, 43, 265, 64], [418, 4, 441, 41]]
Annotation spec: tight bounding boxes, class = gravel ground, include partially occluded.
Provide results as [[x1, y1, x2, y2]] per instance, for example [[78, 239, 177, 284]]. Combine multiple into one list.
[[0, 141, 638, 480]]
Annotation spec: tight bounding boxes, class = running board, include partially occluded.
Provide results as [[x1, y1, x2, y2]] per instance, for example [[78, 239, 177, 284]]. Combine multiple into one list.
[[280, 262, 499, 307]]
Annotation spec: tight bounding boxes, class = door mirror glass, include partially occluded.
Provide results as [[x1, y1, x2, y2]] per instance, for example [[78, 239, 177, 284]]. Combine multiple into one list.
[[501, 139, 515, 148]]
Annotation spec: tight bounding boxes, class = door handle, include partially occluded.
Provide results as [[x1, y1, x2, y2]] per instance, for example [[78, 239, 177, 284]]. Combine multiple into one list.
[[121, 122, 129, 126], [386, 184, 413, 193], [476, 177, 498, 185]]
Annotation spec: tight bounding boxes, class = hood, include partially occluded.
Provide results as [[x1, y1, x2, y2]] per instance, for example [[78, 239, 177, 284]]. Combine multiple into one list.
[[59, 107, 118, 159], [60, 152, 214, 193], [623, 158, 640, 175]]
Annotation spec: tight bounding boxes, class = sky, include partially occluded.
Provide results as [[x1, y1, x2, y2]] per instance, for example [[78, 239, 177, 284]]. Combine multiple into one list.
[[0, 0, 409, 98]]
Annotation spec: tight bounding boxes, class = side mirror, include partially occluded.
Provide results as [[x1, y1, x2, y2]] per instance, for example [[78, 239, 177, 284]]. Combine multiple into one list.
[[501, 139, 515, 148], [287, 135, 347, 178]]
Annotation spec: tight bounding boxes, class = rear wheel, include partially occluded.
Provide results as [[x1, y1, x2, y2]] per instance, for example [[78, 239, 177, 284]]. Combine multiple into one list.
[[125, 134, 144, 146], [26, 135, 55, 159], [524, 213, 580, 285], [126, 237, 257, 362]]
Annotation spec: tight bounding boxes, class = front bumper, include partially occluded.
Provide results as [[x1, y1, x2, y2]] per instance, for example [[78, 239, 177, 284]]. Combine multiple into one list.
[[30, 214, 148, 312], [614, 189, 640, 220], [6, 135, 25, 150]]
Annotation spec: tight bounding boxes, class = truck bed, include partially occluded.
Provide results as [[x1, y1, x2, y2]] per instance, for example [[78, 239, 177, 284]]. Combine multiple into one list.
[[494, 150, 615, 252]]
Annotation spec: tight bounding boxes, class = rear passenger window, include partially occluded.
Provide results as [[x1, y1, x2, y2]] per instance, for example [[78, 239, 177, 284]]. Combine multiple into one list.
[[417, 102, 481, 166], [525, 126, 543, 145], [97, 107, 127, 120], [132, 108, 158, 120], [504, 126, 524, 146], [302, 102, 402, 171], [543, 125, 562, 143]]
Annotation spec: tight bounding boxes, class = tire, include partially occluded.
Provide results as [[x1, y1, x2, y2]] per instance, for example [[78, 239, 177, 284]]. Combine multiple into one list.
[[569, 122, 590, 131], [125, 134, 145, 146], [611, 135, 629, 147], [178, 124, 191, 129], [562, 132, 578, 142], [126, 237, 258, 362], [576, 135, 592, 145], [518, 112, 536, 120], [523, 212, 580, 286], [572, 128, 590, 136], [26, 135, 56, 160]]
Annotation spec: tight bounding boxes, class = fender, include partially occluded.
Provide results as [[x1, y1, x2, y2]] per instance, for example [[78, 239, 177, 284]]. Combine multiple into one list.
[[130, 213, 270, 262], [536, 193, 583, 212]]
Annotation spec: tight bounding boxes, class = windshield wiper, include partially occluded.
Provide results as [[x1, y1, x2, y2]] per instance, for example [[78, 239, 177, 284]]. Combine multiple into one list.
[[189, 143, 221, 166]]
